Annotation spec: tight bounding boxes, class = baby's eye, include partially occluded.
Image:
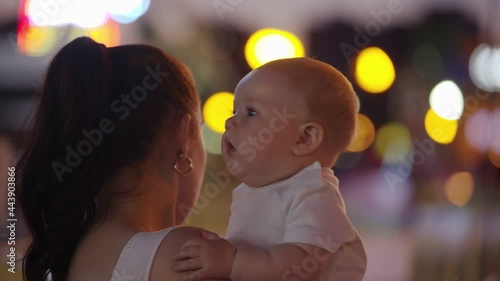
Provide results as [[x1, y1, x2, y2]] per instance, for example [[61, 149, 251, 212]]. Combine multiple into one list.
[[246, 108, 257, 117]]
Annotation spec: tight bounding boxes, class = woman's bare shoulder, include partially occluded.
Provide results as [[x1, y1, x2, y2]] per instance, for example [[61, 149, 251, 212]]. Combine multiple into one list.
[[149, 226, 205, 281]]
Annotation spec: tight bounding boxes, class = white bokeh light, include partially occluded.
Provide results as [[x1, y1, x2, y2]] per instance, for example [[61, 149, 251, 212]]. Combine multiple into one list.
[[469, 44, 500, 92], [28, 0, 108, 28], [27, 0, 149, 27], [490, 49, 500, 89], [429, 80, 464, 120], [107, 0, 150, 24], [72, 0, 109, 28]]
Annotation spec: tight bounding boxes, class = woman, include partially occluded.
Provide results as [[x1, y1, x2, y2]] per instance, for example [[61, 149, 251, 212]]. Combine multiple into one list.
[[15, 37, 211, 281]]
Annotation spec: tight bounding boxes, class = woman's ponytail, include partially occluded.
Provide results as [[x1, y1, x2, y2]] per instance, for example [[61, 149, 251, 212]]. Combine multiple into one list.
[[16, 37, 112, 281], [16, 36, 202, 281]]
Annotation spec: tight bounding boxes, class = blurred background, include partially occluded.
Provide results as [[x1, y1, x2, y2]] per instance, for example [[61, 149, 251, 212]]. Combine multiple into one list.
[[0, 0, 499, 280]]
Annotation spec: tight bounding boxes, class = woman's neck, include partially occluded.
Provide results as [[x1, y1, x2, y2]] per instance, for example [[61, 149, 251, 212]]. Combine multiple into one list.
[[91, 168, 178, 233]]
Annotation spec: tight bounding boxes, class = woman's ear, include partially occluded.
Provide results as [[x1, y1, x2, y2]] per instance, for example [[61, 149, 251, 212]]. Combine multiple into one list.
[[177, 113, 192, 154], [292, 122, 324, 156]]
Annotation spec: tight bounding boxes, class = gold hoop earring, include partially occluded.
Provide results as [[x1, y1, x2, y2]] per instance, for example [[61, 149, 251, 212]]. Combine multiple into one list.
[[173, 153, 193, 176]]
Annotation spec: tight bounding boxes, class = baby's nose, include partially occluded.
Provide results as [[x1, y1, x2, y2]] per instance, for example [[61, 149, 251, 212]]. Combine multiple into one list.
[[225, 115, 237, 130]]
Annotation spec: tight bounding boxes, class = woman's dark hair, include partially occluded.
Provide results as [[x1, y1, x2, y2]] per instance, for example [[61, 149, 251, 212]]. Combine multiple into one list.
[[15, 37, 200, 281]]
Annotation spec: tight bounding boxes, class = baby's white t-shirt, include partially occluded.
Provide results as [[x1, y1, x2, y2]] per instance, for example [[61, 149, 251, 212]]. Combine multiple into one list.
[[226, 161, 367, 281]]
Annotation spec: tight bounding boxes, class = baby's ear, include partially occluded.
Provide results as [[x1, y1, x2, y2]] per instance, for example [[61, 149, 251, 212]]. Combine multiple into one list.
[[292, 122, 324, 156]]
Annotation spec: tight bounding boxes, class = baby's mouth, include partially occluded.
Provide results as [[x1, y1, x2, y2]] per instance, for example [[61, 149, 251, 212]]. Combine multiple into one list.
[[224, 137, 236, 156]]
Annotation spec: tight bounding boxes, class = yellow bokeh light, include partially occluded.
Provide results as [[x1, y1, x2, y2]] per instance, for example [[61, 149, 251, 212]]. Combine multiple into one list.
[[445, 172, 474, 207], [87, 20, 121, 47], [348, 114, 375, 152], [18, 25, 57, 56], [245, 28, 305, 69], [202, 92, 234, 133], [425, 108, 458, 144], [374, 122, 412, 164], [17, 19, 120, 57], [355, 47, 396, 94], [68, 20, 121, 48]]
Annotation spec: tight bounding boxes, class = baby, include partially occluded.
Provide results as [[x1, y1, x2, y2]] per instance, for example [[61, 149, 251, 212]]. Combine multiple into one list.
[[173, 58, 367, 281]]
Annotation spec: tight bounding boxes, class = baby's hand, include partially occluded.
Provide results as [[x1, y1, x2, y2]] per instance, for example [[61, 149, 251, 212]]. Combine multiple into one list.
[[172, 230, 237, 281]]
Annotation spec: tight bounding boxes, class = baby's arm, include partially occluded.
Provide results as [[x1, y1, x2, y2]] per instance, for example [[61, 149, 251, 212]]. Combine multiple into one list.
[[231, 242, 331, 281], [173, 232, 331, 281]]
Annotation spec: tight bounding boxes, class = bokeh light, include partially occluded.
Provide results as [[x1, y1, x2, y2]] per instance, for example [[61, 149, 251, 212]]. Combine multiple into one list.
[[469, 44, 500, 92], [425, 108, 458, 144], [429, 80, 464, 120], [348, 114, 375, 152], [18, 1, 122, 56], [491, 49, 500, 90], [374, 122, 412, 164], [465, 108, 500, 155], [354, 95, 361, 113], [465, 109, 492, 152], [202, 92, 234, 133], [83, 20, 121, 47], [469, 44, 491, 91], [27, 0, 109, 28], [355, 47, 396, 94], [245, 28, 305, 69], [201, 124, 222, 154], [490, 109, 500, 154], [17, 24, 57, 56], [25, 0, 148, 27], [445, 172, 474, 207], [107, 0, 150, 24]]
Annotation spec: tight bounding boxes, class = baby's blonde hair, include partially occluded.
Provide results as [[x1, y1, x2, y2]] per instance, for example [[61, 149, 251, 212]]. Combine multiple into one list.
[[259, 58, 357, 163]]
